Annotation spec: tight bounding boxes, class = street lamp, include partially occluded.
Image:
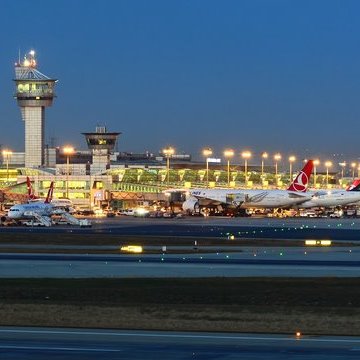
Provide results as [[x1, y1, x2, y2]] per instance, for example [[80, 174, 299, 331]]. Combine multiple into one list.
[[274, 153, 281, 186], [288, 155, 296, 183], [223, 149, 234, 188], [325, 161, 332, 187], [339, 162, 346, 180], [241, 151, 252, 186], [63, 146, 75, 199], [203, 147, 213, 188], [351, 162, 357, 179], [2, 149, 13, 181], [261, 152, 268, 178], [162, 146, 175, 186], [313, 159, 320, 187]]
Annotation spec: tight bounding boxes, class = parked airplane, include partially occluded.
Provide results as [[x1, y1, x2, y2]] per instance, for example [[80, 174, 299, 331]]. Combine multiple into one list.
[[298, 178, 360, 209], [5, 181, 91, 227], [7, 182, 55, 220], [182, 160, 314, 214]]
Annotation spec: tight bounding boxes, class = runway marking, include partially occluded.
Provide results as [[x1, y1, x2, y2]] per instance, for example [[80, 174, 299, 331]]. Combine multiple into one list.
[[0, 328, 360, 345], [0, 345, 122, 352]]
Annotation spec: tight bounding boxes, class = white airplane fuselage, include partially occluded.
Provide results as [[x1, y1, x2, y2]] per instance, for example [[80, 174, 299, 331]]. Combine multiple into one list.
[[299, 190, 360, 208], [8, 203, 54, 220], [189, 188, 311, 209]]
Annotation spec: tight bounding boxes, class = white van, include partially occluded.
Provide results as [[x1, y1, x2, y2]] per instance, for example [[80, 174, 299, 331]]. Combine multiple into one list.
[[119, 209, 134, 216], [299, 210, 317, 218]]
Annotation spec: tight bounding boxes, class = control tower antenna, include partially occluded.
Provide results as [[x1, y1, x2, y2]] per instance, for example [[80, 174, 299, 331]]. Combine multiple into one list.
[[14, 49, 57, 168]]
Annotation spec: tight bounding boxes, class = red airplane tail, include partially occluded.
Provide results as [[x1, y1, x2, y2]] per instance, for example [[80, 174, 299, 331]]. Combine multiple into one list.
[[287, 160, 314, 192], [347, 179, 360, 191], [26, 177, 38, 200], [44, 182, 54, 204]]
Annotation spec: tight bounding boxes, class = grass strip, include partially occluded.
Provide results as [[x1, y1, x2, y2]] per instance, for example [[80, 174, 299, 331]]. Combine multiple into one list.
[[0, 278, 359, 335]]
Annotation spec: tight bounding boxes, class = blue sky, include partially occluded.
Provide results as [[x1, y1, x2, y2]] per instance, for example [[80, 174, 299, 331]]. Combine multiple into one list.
[[1, 0, 360, 163]]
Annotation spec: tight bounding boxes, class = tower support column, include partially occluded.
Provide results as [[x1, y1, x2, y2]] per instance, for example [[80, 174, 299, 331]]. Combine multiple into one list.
[[22, 107, 45, 168]]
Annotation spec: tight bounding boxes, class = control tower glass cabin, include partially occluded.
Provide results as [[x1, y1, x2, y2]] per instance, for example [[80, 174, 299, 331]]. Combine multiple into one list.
[[82, 126, 121, 169]]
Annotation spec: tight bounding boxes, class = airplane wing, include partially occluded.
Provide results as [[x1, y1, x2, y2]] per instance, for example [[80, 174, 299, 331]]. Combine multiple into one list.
[[225, 193, 248, 206], [287, 191, 313, 205], [190, 191, 247, 207]]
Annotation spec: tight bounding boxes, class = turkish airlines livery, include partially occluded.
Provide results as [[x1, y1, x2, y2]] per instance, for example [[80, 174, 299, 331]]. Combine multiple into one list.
[[7, 182, 55, 220], [182, 160, 314, 213]]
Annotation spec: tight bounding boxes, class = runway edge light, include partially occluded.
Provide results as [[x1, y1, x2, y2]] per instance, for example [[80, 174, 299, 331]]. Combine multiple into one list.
[[305, 240, 332, 246], [120, 245, 143, 253]]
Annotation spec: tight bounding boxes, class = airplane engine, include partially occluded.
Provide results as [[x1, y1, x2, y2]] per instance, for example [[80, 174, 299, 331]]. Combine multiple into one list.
[[182, 197, 199, 213]]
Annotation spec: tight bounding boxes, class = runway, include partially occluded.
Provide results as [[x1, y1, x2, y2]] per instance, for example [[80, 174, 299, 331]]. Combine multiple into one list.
[[1, 327, 360, 359], [1, 217, 360, 277], [0, 246, 359, 277]]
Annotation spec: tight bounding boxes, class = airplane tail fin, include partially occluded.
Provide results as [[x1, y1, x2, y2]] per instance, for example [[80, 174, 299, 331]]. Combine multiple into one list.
[[287, 160, 313, 192], [347, 179, 360, 191], [26, 176, 40, 200], [26, 177, 35, 199], [44, 182, 54, 204]]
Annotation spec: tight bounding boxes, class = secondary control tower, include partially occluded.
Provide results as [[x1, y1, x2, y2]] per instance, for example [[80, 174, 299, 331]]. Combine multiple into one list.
[[83, 126, 121, 173], [14, 50, 57, 168]]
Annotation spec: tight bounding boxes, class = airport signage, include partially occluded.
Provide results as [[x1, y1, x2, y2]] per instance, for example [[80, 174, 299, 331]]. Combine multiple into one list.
[[207, 158, 221, 163]]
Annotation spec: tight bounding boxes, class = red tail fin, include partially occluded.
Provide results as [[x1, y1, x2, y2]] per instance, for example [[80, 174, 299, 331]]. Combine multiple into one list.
[[26, 177, 39, 200], [44, 182, 54, 204], [287, 160, 313, 192], [26, 177, 32, 198], [347, 179, 360, 191]]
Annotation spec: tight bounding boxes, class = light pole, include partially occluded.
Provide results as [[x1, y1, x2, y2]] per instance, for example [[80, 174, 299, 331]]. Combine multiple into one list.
[[274, 153, 281, 186], [339, 162, 346, 180], [2, 149, 12, 181], [351, 162, 356, 179], [63, 146, 75, 199], [203, 148, 213, 188], [325, 161, 332, 187], [241, 151, 252, 187], [223, 149, 234, 188], [288, 155, 296, 183], [313, 159, 320, 188], [261, 152, 268, 178], [162, 147, 175, 187]]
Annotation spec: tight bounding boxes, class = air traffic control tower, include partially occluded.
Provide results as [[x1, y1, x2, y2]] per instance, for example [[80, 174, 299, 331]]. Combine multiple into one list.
[[83, 126, 121, 173], [14, 50, 57, 168]]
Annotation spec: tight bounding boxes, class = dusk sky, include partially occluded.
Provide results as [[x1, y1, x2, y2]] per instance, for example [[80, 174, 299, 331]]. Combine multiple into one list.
[[1, 0, 360, 163]]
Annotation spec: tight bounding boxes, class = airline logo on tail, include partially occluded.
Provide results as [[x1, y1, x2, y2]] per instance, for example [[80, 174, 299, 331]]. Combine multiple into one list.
[[287, 160, 314, 192], [44, 182, 54, 204]]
